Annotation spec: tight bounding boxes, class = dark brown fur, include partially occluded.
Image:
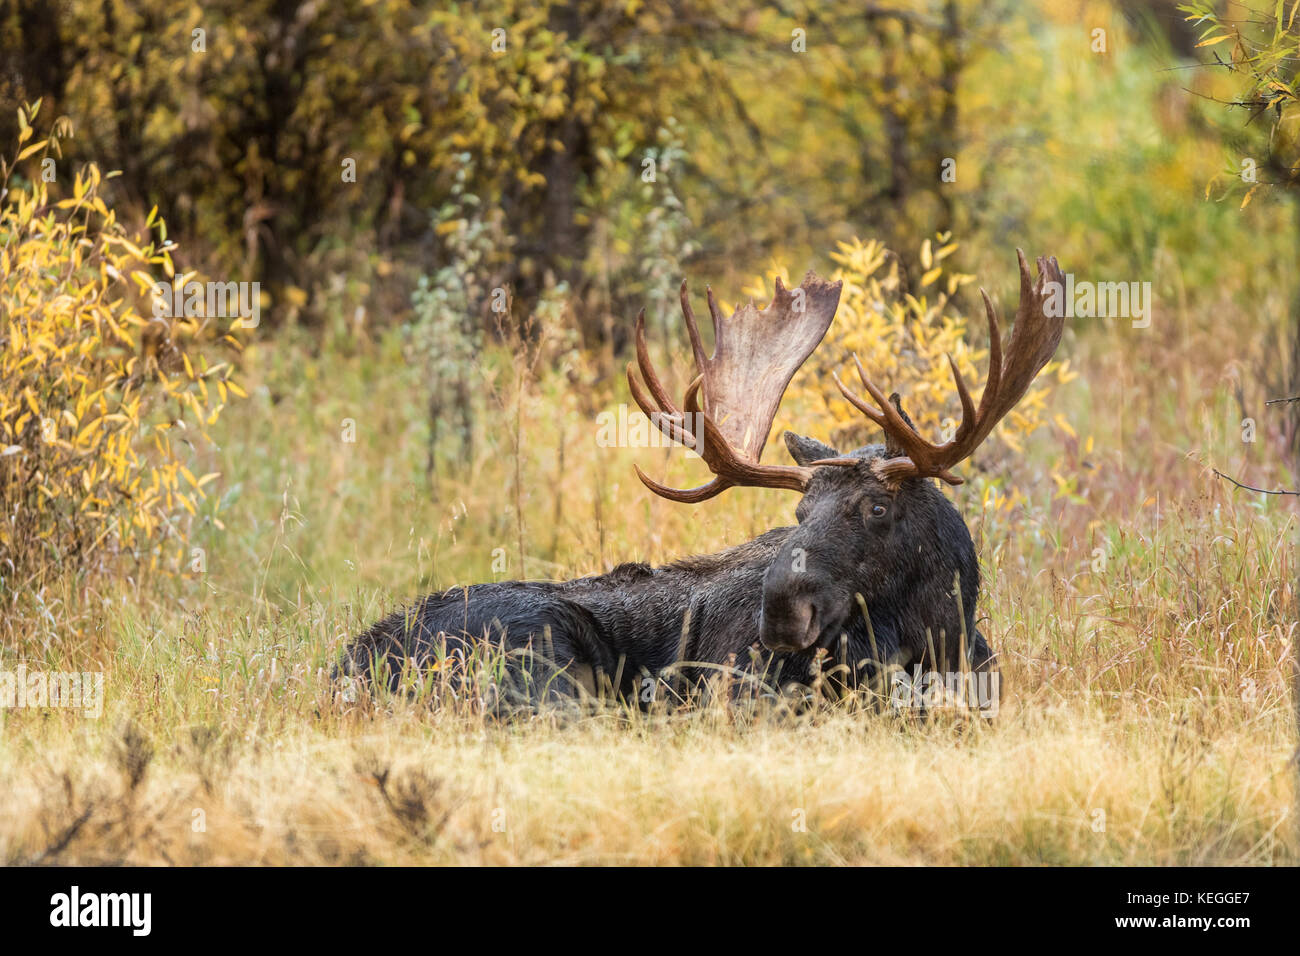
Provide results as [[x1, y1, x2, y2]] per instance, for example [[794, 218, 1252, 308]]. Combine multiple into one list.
[[338, 434, 996, 707]]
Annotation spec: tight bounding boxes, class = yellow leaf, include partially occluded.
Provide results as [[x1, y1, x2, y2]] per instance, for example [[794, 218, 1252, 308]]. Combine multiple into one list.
[[16, 139, 47, 162]]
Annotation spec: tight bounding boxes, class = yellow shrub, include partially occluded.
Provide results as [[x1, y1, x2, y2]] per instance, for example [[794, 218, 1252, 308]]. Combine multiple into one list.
[[753, 235, 1074, 463], [0, 102, 243, 584]]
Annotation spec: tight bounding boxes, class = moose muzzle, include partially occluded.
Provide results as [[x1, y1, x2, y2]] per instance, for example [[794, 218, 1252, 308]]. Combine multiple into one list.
[[758, 582, 827, 653]]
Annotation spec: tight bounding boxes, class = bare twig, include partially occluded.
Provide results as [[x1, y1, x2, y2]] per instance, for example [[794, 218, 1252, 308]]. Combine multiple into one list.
[[1212, 469, 1299, 496]]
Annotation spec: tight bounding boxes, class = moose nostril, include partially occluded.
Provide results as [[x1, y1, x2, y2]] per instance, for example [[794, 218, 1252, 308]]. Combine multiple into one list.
[[760, 594, 819, 651], [790, 599, 813, 636]]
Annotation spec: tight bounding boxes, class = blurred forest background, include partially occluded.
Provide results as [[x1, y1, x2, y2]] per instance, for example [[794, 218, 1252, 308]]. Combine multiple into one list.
[[4, 0, 1296, 577], [0, 0, 1295, 864], [3, 1, 1297, 543], [0, 0, 1294, 339]]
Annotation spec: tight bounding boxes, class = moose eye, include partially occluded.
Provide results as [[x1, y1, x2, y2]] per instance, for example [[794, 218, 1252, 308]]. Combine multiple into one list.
[[867, 503, 887, 519]]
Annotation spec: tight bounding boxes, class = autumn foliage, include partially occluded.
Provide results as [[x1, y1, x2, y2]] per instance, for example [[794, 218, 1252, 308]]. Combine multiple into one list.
[[0, 102, 243, 586]]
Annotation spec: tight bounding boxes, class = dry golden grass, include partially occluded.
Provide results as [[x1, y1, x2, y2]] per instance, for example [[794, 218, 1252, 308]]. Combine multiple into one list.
[[0, 296, 1295, 865], [0, 696, 1290, 865]]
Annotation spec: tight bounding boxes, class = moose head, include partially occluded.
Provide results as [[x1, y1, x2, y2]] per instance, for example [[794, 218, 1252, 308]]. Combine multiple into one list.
[[628, 250, 1065, 662]]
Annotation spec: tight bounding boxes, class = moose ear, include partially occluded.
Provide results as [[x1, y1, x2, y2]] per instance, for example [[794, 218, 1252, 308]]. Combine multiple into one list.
[[783, 431, 841, 467], [882, 392, 922, 458]]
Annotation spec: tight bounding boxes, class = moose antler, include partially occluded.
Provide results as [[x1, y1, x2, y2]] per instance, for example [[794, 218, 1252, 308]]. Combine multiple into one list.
[[627, 271, 855, 502], [834, 249, 1066, 486]]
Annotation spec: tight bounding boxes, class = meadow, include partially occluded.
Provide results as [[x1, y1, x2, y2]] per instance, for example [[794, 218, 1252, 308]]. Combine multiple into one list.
[[1, 302, 1294, 864], [0, 1, 1296, 865]]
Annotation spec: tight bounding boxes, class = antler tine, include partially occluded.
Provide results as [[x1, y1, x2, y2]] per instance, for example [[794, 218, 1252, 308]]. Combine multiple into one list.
[[834, 250, 1064, 486], [832, 368, 885, 427], [830, 355, 962, 483], [977, 287, 1003, 424], [851, 354, 929, 459], [705, 285, 724, 331], [981, 249, 1063, 437], [627, 361, 696, 450], [632, 466, 728, 503], [679, 280, 709, 373], [1016, 248, 1034, 318], [632, 308, 680, 415], [629, 291, 723, 461], [682, 372, 704, 414], [627, 272, 845, 502], [945, 353, 976, 443]]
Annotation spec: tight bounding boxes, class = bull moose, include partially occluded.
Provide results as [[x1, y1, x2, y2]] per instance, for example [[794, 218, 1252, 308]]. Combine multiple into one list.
[[339, 250, 1065, 709]]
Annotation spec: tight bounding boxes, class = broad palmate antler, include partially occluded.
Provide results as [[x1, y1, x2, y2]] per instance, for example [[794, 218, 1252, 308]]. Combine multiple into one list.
[[628, 251, 1065, 498], [627, 272, 855, 502]]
